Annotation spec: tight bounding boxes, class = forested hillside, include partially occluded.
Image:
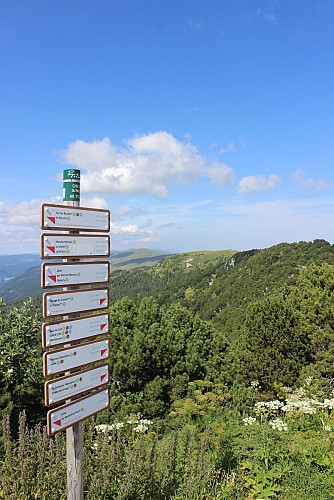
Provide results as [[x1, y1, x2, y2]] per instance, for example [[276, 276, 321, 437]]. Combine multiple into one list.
[[1, 239, 334, 498]]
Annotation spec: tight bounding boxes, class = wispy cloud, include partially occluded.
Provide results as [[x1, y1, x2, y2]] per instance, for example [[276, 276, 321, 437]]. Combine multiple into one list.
[[292, 169, 330, 192], [60, 132, 234, 197], [237, 174, 281, 194], [220, 142, 235, 154], [256, 9, 277, 23]]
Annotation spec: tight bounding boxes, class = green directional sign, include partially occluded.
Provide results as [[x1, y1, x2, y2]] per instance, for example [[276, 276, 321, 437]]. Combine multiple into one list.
[[63, 169, 80, 202]]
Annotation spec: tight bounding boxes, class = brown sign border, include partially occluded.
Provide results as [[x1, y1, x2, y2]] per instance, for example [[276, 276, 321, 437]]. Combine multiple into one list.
[[47, 388, 110, 436], [41, 203, 110, 232], [41, 261, 110, 289], [42, 312, 110, 349], [44, 363, 110, 406], [42, 287, 109, 318], [41, 233, 110, 259], [43, 338, 110, 377]]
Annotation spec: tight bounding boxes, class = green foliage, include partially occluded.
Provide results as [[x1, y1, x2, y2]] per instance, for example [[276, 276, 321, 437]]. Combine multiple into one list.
[[108, 297, 222, 418], [0, 299, 44, 434]]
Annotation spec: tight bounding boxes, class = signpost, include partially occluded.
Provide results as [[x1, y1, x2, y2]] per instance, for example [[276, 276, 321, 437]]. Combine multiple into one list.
[[40, 169, 111, 499], [42, 313, 109, 348], [47, 388, 110, 436], [41, 203, 110, 231], [43, 339, 110, 376], [41, 261, 110, 288], [45, 364, 109, 406], [41, 234, 110, 259], [42, 287, 109, 317]]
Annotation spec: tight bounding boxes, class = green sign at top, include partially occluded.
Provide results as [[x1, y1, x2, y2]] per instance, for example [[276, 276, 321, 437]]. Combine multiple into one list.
[[63, 169, 80, 202], [63, 169, 80, 181]]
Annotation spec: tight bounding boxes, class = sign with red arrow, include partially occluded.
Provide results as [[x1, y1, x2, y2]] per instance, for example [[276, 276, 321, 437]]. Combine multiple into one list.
[[41, 234, 110, 259], [43, 338, 110, 377], [42, 313, 109, 348], [41, 204, 110, 232], [44, 363, 109, 406], [47, 388, 110, 435], [42, 287, 109, 318], [41, 261, 110, 288]]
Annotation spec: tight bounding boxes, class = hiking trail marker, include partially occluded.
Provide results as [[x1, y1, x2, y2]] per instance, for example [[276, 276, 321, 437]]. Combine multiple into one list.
[[40, 169, 111, 499], [45, 363, 110, 406], [42, 313, 109, 348], [47, 388, 110, 435], [43, 338, 110, 377], [41, 234, 110, 259]]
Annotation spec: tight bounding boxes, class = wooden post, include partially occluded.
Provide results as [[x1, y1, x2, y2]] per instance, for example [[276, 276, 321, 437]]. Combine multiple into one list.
[[64, 169, 84, 500], [67, 422, 83, 500]]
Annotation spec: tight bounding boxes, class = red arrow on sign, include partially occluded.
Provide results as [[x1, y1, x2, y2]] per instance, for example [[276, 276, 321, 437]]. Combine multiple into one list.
[[54, 420, 62, 427], [47, 216, 56, 224], [47, 246, 56, 253], [48, 275, 57, 283], [100, 298, 106, 305], [100, 323, 107, 330], [101, 349, 107, 357], [101, 374, 107, 382]]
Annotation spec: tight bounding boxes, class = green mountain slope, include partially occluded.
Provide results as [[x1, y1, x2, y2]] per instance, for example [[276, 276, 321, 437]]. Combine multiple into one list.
[[109, 240, 334, 333], [0, 248, 170, 303]]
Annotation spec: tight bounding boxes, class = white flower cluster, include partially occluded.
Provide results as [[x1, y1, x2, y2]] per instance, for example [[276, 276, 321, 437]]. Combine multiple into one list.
[[282, 399, 317, 415], [95, 418, 153, 435], [254, 400, 283, 416], [243, 416, 257, 426], [130, 418, 153, 433], [95, 422, 124, 433], [269, 418, 288, 431]]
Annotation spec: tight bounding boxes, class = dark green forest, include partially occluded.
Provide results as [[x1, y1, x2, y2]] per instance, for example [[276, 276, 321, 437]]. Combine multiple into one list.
[[1, 239, 334, 499]]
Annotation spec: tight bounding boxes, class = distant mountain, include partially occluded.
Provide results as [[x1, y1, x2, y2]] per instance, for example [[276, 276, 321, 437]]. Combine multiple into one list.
[[0, 248, 170, 303], [0, 254, 41, 285]]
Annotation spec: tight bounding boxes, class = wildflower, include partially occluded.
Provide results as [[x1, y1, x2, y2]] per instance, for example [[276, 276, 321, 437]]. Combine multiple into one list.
[[254, 400, 283, 416], [243, 416, 257, 426], [269, 418, 288, 431], [133, 423, 149, 433]]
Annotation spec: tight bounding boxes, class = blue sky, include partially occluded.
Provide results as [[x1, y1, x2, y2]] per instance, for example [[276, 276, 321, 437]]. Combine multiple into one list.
[[1, 0, 333, 254]]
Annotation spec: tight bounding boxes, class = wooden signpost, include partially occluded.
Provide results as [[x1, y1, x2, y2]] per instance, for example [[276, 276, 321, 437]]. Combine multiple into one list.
[[40, 169, 111, 499]]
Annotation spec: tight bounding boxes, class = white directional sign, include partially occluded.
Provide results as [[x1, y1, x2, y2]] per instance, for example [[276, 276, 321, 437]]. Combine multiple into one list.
[[43, 287, 109, 318], [47, 388, 110, 435], [41, 234, 110, 259], [45, 364, 109, 406], [42, 313, 109, 348], [43, 338, 110, 376], [41, 262, 110, 288], [41, 203, 110, 232]]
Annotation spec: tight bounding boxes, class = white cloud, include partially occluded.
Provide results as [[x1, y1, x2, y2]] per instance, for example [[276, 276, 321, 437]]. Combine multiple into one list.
[[220, 142, 235, 154], [237, 174, 281, 194], [60, 132, 234, 197], [292, 169, 329, 192], [206, 163, 234, 186]]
